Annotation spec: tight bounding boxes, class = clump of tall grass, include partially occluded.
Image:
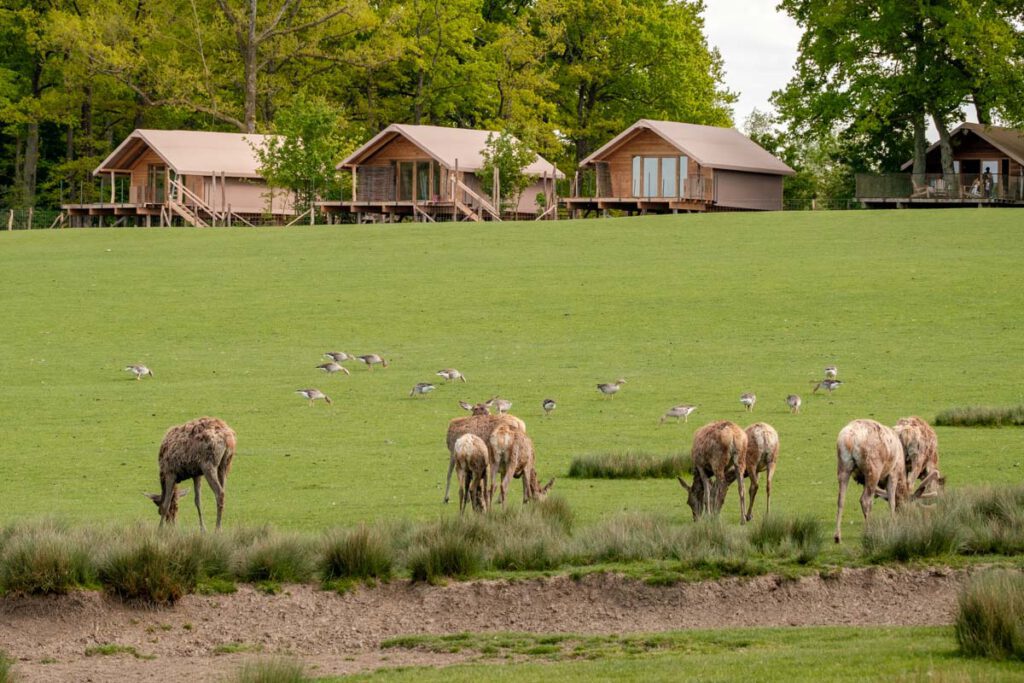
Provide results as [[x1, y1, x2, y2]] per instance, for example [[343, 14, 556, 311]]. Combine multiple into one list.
[[572, 513, 681, 563], [320, 525, 393, 582], [407, 517, 488, 582], [98, 534, 200, 605], [228, 658, 309, 683], [567, 452, 691, 479], [935, 405, 1024, 427], [486, 504, 570, 571], [0, 526, 95, 595], [235, 533, 317, 584], [748, 514, 825, 564], [955, 570, 1024, 660]]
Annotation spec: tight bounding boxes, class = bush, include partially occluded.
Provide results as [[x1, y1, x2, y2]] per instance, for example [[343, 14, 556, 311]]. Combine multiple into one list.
[[567, 452, 691, 479], [955, 570, 1024, 660], [236, 533, 316, 584], [935, 405, 1024, 427], [228, 658, 309, 683], [98, 537, 200, 605], [320, 525, 393, 581], [0, 531, 94, 595]]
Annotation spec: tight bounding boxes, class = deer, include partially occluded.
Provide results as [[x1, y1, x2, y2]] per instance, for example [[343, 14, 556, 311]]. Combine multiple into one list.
[[893, 416, 944, 498], [737, 422, 779, 522], [490, 425, 553, 504], [453, 433, 490, 514], [443, 404, 526, 503], [676, 421, 748, 522], [145, 417, 236, 531]]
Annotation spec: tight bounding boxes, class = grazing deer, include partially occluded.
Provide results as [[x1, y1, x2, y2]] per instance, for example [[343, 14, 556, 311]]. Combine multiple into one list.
[[894, 416, 944, 498], [490, 426, 553, 504], [146, 417, 236, 531], [453, 433, 490, 514], [677, 421, 748, 521], [738, 422, 779, 522], [833, 418, 931, 544], [443, 407, 526, 503]]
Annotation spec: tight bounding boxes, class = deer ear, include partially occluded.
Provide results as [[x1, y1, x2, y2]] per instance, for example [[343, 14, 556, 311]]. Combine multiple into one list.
[[144, 492, 161, 503], [677, 477, 691, 492], [542, 478, 555, 493], [458, 400, 472, 411], [176, 488, 188, 499]]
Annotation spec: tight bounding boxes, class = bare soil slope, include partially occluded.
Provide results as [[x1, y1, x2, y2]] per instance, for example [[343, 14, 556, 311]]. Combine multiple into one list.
[[0, 567, 963, 682]]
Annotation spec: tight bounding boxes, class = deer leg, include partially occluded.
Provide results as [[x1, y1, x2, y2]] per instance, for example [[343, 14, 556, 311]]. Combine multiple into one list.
[[859, 473, 878, 521], [736, 465, 747, 525], [159, 474, 177, 527], [201, 465, 226, 531], [192, 476, 205, 532], [697, 467, 712, 517], [457, 468, 468, 515], [885, 475, 898, 517], [444, 453, 455, 504], [764, 461, 775, 518], [746, 473, 759, 523], [834, 466, 852, 544], [501, 461, 515, 506]]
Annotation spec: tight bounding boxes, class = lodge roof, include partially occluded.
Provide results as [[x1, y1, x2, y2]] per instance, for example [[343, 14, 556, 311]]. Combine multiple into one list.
[[340, 124, 563, 178], [580, 119, 795, 176], [94, 129, 279, 179], [899, 123, 1024, 170]]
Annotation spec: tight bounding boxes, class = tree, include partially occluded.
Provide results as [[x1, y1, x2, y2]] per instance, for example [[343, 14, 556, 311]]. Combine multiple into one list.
[[479, 131, 536, 212], [253, 92, 354, 212]]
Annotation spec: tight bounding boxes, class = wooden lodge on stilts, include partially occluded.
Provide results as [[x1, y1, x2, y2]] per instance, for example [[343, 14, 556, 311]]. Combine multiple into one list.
[[319, 124, 563, 223], [61, 129, 296, 227]]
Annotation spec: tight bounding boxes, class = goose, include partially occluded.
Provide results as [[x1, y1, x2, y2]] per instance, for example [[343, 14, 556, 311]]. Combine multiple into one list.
[[436, 368, 467, 383], [124, 364, 154, 380], [812, 379, 843, 394], [324, 351, 354, 363], [316, 362, 351, 376], [786, 394, 802, 414], [488, 396, 512, 413], [296, 388, 332, 406], [660, 404, 697, 424], [542, 398, 557, 416], [824, 365, 838, 380], [740, 393, 757, 412], [596, 379, 626, 396], [410, 382, 435, 397], [355, 354, 388, 370]]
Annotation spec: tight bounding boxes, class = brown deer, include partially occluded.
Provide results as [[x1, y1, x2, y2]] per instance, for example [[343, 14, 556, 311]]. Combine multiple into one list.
[[453, 433, 490, 514], [488, 425, 553, 504], [738, 422, 780, 522], [443, 405, 526, 503], [833, 419, 907, 544], [146, 417, 236, 531], [894, 416, 944, 497], [676, 421, 748, 521]]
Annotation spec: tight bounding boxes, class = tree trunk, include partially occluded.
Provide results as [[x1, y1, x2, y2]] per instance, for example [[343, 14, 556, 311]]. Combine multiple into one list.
[[22, 122, 40, 207], [243, 0, 258, 133], [911, 114, 927, 183], [931, 111, 956, 187], [972, 92, 991, 126]]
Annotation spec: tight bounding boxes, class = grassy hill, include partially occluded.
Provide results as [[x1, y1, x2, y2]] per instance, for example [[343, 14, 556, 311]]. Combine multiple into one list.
[[0, 209, 1021, 537]]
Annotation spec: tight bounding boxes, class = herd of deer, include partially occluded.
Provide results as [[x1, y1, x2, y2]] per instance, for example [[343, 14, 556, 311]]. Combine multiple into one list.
[[145, 402, 942, 546]]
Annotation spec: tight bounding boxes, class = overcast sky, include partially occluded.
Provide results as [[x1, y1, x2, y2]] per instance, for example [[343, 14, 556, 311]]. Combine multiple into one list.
[[702, 1, 803, 130]]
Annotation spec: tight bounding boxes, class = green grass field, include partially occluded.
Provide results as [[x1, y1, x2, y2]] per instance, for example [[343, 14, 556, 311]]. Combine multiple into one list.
[[1, 210, 1022, 541]]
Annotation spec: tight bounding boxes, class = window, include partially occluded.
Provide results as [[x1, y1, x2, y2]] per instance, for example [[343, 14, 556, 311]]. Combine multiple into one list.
[[416, 161, 431, 201], [680, 156, 689, 196], [643, 158, 658, 197], [661, 158, 677, 197], [632, 156, 641, 196], [398, 162, 414, 201]]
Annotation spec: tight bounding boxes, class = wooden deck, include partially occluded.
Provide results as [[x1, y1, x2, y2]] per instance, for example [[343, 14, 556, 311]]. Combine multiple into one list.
[[859, 197, 1024, 208], [562, 196, 712, 215]]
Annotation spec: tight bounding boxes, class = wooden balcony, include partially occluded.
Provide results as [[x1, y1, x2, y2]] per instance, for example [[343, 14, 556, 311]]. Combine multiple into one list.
[[856, 173, 1024, 208]]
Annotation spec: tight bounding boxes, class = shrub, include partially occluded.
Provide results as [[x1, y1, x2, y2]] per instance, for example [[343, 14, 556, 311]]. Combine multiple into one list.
[[228, 658, 309, 683], [935, 405, 1024, 427], [320, 525, 393, 581], [98, 537, 200, 605], [236, 533, 316, 584], [955, 570, 1024, 660], [0, 531, 94, 595], [567, 452, 691, 479]]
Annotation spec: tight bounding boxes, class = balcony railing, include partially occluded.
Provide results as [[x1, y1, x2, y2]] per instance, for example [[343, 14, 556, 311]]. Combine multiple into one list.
[[856, 173, 1024, 202]]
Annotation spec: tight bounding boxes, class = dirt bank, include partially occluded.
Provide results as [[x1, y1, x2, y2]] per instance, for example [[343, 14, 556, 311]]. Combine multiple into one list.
[[0, 567, 963, 682]]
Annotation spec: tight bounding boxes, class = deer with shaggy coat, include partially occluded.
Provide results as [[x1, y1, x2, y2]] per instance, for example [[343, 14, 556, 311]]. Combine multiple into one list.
[[893, 416, 943, 498], [833, 419, 908, 544], [489, 425, 554, 504], [676, 421, 748, 522], [146, 417, 236, 531], [443, 405, 526, 503], [453, 433, 491, 514], [737, 422, 780, 522]]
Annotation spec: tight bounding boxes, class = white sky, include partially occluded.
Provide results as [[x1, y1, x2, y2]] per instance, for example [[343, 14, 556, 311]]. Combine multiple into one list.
[[702, 0, 803, 129]]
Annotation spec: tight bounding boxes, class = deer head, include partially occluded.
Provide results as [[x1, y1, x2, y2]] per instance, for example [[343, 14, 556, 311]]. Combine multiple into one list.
[[678, 475, 726, 521], [144, 488, 187, 523]]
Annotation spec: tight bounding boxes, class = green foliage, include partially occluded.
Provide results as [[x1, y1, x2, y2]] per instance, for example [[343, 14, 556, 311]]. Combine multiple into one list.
[[568, 452, 691, 479], [479, 132, 537, 212], [935, 406, 1024, 428], [255, 93, 355, 212], [956, 570, 1024, 661], [320, 525, 393, 581]]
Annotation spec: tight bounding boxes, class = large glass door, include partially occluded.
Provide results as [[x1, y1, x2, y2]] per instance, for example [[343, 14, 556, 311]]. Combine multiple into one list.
[[397, 162, 414, 200], [416, 161, 431, 201], [147, 164, 166, 203], [643, 158, 659, 197]]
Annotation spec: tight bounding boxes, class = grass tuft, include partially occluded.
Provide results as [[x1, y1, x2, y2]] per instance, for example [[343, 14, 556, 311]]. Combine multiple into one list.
[[320, 525, 393, 582], [408, 519, 485, 582], [567, 452, 691, 479], [935, 405, 1024, 427], [236, 533, 316, 584], [0, 530, 94, 595], [955, 569, 1024, 660], [227, 658, 309, 683], [0, 651, 14, 683], [749, 515, 825, 564], [98, 536, 199, 605]]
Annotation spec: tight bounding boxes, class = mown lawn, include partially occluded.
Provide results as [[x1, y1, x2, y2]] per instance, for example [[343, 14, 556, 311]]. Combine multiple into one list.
[[337, 626, 1022, 682], [0, 210, 1021, 543]]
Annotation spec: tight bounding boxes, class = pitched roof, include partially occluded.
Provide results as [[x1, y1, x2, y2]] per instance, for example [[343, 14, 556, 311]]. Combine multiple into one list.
[[340, 124, 563, 178], [94, 129, 278, 178], [580, 119, 795, 176], [899, 123, 1024, 170]]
